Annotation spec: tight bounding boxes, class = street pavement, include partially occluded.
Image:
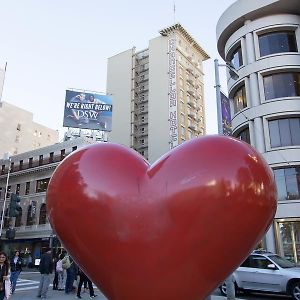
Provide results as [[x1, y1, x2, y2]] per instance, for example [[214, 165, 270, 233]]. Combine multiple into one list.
[[6, 271, 248, 300]]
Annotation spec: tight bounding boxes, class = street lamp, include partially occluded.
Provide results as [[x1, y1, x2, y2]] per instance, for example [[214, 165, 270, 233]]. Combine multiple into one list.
[[0, 155, 11, 239], [214, 58, 239, 135]]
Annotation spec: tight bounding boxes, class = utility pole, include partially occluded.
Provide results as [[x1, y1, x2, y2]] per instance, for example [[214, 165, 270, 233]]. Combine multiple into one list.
[[214, 58, 238, 300], [0, 155, 11, 239]]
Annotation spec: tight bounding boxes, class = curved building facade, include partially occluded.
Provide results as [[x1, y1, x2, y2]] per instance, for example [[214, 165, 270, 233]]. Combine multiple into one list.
[[217, 0, 300, 262]]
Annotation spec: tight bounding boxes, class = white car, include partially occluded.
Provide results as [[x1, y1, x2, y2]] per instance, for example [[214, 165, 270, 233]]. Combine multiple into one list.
[[220, 251, 300, 300]]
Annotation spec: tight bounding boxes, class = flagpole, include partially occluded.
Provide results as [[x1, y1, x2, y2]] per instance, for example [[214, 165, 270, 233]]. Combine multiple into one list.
[[0, 62, 7, 103]]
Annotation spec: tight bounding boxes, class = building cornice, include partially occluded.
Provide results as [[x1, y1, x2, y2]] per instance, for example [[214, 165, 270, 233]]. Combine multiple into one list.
[[217, 0, 300, 59], [159, 23, 210, 60]]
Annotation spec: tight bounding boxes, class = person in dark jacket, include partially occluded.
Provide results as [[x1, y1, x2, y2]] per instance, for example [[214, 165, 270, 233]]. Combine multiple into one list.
[[0, 251, 10, 300], [10, 250, 22, 293], [37, 248, 53, 299]]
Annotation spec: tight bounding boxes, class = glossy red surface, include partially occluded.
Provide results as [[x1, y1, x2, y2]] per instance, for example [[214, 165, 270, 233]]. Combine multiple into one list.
[[46, 135, 277, 300]]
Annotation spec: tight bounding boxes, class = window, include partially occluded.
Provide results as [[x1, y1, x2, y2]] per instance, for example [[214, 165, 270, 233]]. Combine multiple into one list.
[[49, 152, 54, 163], [36, 178, 50, 193], [39, 155, 43, 166], [181, 126, 185, 135], [274, 167, 300, 201], [233, 85, 247, 113], [3, 209, 9, 229], [269, 118, 300, 148], [264, 72, 300, 100], [180, 101, 184, 111], [235, 127, 251, 144], [259, 31, 297, 57], [229, 45, 243, 69], [1, 165, 5, 175], [10, 162, 14, 172], [15, 208, 22, 227], [19, 160, 23, 171], [39, 203, 47, 225], [29, 157, 33, 168], [60, 149, 65, 161], [72, 146, 77, 152], [7, 186, 11, 198], [25, 182, 30, 195], [16, 184, 20, 195], [17, 123, 21, 131], [26, 205, 34, 226], [241, 255, 271, 269], [181, 114, 185, 124]]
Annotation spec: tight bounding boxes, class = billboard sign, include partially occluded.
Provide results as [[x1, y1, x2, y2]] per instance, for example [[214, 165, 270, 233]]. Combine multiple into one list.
[[220, 91, 232, 136], [63, 90, 112, 131]]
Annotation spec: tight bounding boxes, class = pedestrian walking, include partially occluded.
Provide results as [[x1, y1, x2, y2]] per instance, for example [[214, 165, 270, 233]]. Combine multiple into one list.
[[52, 254, 59, 290], [10, 250, 22, 294], [37, 248, 53, 299], [76, 269, 97, 299], [56, 253, 65, 291], [0, 251, 11, 300], [64, 256, 78, 294]]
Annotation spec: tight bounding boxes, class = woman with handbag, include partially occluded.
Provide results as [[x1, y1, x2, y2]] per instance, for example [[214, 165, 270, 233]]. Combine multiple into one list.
[[0, 251, 10, 300]]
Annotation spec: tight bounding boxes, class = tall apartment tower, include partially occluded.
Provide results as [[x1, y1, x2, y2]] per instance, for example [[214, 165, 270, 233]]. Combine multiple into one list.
[[107, 23, 209, 163], [217, 0, 300, 262]]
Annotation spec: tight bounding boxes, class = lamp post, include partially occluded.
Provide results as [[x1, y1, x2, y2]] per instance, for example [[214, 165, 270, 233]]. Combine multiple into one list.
[[0, 155, 11, 240], [214, 59, 238, 300], [214, 58, 239, 136]]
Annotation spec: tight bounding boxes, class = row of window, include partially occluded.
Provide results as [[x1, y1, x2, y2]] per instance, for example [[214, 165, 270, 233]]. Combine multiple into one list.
[[229, 30, 298, 69], [0, 177, 50, 199], [233, 71, 300, 114], [3, 203, 48, 228], [0, 147, 78, 175], [236, 117, 300, 149]]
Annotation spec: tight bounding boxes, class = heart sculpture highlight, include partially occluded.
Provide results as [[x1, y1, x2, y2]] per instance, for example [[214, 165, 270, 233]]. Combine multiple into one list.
[[46, 135, 277, 300]]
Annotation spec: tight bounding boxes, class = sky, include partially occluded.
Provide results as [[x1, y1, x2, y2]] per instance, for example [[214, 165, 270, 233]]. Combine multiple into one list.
[[0, 0, 236, 140]]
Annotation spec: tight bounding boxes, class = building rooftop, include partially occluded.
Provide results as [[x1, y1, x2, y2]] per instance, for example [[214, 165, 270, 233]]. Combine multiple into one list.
[[159, 23, 210, 60]]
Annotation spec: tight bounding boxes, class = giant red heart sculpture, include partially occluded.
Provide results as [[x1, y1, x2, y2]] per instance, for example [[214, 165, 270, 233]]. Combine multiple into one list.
[[46, 135, 277, 300]]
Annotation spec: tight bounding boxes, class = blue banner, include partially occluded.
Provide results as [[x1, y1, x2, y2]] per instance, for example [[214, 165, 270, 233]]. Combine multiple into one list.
[[220, 91, 232, 136]]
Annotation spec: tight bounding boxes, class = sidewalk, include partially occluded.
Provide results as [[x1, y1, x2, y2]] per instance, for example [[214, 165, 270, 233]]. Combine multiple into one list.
[[10, 289, 242, 300]]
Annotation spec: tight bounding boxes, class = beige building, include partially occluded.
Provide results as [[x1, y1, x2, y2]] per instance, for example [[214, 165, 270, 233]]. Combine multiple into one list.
[[107, 23, 209, 163], [0, 137, 93, 258], [0, 101, 59, 158]]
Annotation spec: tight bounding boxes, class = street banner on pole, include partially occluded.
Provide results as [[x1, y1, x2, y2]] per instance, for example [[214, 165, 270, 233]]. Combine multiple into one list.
[[220, 91, 232, 136]]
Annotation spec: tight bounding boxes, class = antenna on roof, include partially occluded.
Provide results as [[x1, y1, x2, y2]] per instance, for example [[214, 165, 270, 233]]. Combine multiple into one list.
[[173, 1, 176, 24]]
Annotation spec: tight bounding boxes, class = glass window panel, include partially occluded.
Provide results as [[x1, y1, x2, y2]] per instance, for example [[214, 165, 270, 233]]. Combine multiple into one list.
[[279, 119, 292, 146], [285, 168, 299, 200], [264, 75, 275, 100], [274, 169, 288, 201], [290, 118, 300, 145], [269, 120, 281, 148], [294, 73, 300, 96], [230, 46, 243, 69], [233, 85, 247, 113], [236, 127, 250, 144], [264, 73, 300, 100], [259, 31, 298, 57]]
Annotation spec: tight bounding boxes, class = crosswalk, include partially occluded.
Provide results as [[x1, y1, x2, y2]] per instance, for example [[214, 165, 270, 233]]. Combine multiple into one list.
[[15, 278, 99, 293], [15, 278, 40, 291]]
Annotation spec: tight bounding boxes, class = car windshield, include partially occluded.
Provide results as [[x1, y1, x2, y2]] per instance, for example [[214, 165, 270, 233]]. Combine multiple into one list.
[[269, 255, 296, 268]]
